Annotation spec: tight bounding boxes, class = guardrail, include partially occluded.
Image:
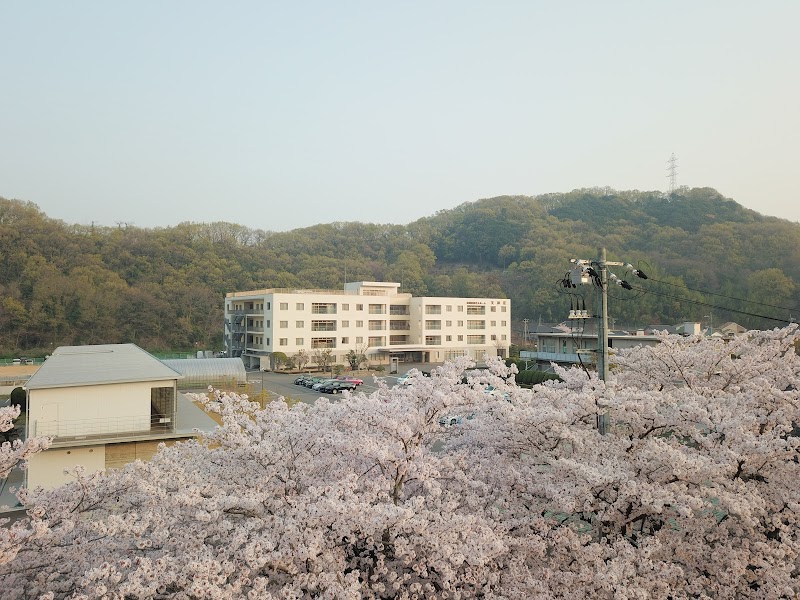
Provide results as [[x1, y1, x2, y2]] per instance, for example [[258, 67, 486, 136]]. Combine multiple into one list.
[[33, 414, 174, 441]]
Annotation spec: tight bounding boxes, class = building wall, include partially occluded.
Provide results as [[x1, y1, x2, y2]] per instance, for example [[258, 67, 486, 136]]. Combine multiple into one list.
[[28, 379, 176, 438], [27, 444, 106, 490], [226, 284, 511, 367]]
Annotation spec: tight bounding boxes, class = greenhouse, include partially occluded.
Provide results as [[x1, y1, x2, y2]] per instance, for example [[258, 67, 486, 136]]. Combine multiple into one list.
[[162, 357, 247, 390]]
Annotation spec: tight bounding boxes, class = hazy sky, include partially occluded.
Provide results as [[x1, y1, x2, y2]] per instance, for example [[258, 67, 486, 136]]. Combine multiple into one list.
[[1, 1, 798, 231]]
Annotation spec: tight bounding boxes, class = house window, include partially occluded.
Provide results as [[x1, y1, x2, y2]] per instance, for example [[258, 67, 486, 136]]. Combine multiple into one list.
[[296, 320, 304, 328], [542, 340, 556, 353], [296, 338, 304, 345], [280, 321, 288, 328], [279, 338, 288, 346], [151, 387, 175, 423], [280, 302, 288, 310]]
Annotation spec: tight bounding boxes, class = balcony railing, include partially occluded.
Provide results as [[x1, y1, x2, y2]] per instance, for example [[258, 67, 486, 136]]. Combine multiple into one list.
[[34, 414, 174, 444]]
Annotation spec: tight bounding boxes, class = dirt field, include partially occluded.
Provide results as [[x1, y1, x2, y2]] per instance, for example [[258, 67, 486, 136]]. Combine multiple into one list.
[[0, 366, 39, 377]]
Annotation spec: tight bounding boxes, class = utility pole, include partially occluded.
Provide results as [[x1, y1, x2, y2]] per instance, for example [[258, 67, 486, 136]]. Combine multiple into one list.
[[596, 247, 611, 435], [522, 318, 529, 344], [568, 248, 640, 434]]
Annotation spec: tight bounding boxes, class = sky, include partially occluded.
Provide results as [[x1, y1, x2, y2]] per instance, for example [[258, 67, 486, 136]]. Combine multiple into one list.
[[1, 1, 798, 232]]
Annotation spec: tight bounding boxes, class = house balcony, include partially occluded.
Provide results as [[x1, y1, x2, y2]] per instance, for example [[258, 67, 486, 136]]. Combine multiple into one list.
[[33, 414, 176, 447]]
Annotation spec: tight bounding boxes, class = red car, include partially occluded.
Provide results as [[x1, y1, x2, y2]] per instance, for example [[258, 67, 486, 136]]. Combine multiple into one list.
[[336, 376, 363, 385]]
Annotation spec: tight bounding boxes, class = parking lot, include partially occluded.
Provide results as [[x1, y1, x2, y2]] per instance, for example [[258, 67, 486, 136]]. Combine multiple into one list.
[[243, 367, 431, 405]]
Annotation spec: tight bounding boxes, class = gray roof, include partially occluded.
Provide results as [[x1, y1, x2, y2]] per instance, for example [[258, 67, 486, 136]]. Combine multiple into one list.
[[25, 344, 183, 390]]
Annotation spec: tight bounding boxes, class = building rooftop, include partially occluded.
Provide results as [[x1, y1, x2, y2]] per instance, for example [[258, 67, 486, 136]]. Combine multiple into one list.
[[25, 344, 183, 390]]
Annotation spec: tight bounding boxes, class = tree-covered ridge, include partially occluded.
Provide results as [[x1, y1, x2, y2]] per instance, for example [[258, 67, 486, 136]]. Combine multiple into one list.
[[1, 187, 799, 354]]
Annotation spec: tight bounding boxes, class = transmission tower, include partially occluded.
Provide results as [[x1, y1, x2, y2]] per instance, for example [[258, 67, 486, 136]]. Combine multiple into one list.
[[666, 153, 678, 194]]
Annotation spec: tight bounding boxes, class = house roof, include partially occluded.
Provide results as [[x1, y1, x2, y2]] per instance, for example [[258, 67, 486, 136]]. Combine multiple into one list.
[[25, 344, 183, 390]]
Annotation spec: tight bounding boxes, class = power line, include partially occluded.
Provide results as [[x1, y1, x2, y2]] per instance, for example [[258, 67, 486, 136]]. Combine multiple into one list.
[[643, 276, 800, 314], [629, 284, 793, 325]]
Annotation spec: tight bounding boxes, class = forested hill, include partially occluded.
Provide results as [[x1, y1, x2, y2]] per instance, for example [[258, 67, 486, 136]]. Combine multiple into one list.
[[1, 187, 799, 354]]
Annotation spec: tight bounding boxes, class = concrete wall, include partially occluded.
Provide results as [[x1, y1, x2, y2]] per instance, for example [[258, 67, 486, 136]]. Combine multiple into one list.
[[28, 379, 175, 438], [27, 444, 105, 490]]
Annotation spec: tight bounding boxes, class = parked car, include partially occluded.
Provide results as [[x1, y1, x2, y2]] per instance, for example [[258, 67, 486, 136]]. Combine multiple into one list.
[[336, 376, 363, 385], [294, 376, 309, 385], [319, 380, 357, 394], [303, 377, 326, 388], [312, 378, 337, 391]]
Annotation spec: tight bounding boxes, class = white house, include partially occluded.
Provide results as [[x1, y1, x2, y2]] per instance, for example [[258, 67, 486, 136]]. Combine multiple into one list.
[[24, 344, 217, 490], [224, 282, 511, 369]]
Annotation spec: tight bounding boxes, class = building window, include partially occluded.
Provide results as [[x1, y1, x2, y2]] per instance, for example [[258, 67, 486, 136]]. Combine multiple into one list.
[[296, 303, 304, 310], [368, 336, 385, 347], [446, 335, 452, 341], [425, 320, 441, 330], [390, 305, 409, 315], [501, 320, 507, 326], [356, 336, 363, 344], [342, 303, 349, 311], [341, 320, 349, 327], [542, 340, 556, 353], [390, 320, 410, 330], [467, 320, 485, 330], [467, 335, 485, 344], [296, 320, 304, 328], [311, 337, 336, 349], [446, 320, 452, 327], [312, 303, 336, 314], [501, 306, 507, 312], [425, 336, 441, 345], [356, 320, 363, 327], [457, 306, 464, 312], [467, 305, 486, 315], [446, 305, 452, 312], [501, 334, 507, 341], [311, 320, 337, 331], [458, 320, 464, 327], [356, 304, 363, 311], [368, 304, 386, 315], [280, 302, 288, 310], [279, 338, 288, 346], [491, 306, 497, 312], [458, 335, 464, 341], [491, 321, 496, 327], [280, 321, 288, 328], [491, 334, 497, 341], [425, 305, 442, 315], [341, 337, 349, 344], [368, 320, 385, 331], [296, 338, 304, 345]]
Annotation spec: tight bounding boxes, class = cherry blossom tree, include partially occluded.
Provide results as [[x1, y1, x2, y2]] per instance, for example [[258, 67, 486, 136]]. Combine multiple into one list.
[[0, 328, 798, 598]]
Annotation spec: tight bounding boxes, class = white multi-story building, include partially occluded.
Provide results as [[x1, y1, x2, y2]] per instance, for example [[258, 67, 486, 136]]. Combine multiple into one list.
[[224, 282, 511, 369]]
